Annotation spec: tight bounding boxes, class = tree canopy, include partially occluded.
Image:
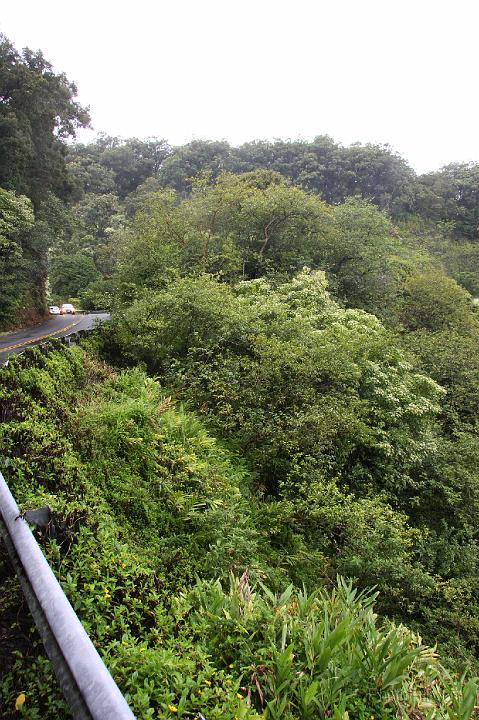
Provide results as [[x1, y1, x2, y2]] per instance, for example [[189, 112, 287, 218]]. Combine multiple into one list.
[[0, 34, 89, 207], [50, 251, 101, 299], [0, 34, 89, 327]]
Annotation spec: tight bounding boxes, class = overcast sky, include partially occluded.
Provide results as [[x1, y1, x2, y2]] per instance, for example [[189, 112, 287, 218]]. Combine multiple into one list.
[[2, 0, 479, 173]]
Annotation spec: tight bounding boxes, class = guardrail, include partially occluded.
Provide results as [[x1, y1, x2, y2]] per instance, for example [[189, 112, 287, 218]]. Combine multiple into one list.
[[1, 328, 92, 368], [0, 470, 136, 719]]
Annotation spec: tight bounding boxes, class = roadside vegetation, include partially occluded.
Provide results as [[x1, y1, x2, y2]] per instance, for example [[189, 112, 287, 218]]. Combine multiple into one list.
[[0, 344, 478, 718], [1, 33, 479, 719]]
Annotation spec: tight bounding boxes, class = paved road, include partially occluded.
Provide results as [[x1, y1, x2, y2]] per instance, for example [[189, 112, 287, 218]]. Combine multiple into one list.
[[0, 313, 110, 364]]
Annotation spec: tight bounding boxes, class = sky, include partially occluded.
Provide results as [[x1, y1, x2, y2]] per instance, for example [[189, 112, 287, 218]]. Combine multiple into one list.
[[2, 0, 479, 174]]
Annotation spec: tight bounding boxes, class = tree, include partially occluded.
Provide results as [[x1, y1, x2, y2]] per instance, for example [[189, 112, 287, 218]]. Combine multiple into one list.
[[0, 188, 34, 248], [109, 270, 442, 497], [67, 136, 171, 200], [341, 143, 416, 215], [67, 144, 116, 198], [98, 137, 171, 197], [404, 326, 479, 430], [158, 136, 418, 217], [184, 170, 336, 279], [158, 140, 234, 194], [50, 252, 101, 299], [400, 270, 477, 332], [0, 34, 90, 327], [309, 198, 405, 318], [417, 163, 479, 239], [124, 177, 164, 217], [0, 34, 90, 208], [232, 139, 307, 182], [296, 135, 345, 201], [0, 188, 35, 327], [119, 171, 336, 287]]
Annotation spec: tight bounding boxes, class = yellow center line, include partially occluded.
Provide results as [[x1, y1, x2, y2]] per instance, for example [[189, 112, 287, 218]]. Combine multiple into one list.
[[0, 319, 82, 354]]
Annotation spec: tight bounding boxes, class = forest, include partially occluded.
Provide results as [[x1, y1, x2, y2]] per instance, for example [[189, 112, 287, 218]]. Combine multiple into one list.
[[1, 33, 479, 719]]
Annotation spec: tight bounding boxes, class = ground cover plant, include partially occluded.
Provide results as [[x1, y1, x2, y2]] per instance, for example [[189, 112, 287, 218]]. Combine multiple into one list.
[[0, 336, 478, 717]]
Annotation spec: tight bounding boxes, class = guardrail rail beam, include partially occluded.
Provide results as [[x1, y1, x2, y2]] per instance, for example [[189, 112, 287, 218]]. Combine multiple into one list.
[[0, 471, 136, 720]]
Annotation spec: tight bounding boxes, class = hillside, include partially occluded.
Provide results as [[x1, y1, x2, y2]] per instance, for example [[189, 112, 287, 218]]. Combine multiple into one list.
[[1, 32, 479, 719], [0, 333, 477, 718]]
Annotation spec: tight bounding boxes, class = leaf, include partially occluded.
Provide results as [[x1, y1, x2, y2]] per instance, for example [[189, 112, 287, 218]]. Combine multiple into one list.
[[304, 680, 319, 707], [15, 694, 26, 710], [458, 678, 478, 720]]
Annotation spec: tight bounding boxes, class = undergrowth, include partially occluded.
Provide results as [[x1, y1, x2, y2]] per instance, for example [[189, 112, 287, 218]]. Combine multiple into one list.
[[0, 345, 477, 718]]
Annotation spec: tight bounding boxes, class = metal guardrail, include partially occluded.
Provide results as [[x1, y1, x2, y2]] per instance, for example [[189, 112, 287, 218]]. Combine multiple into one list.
[[0, 470, 136, 719], [1, 328, 91, 368], [0, 311, 110, 367]]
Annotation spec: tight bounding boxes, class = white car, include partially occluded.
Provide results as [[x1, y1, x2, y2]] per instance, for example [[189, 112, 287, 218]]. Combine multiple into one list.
[[60, 303, 76, 315], [49, 305, 61, 315]]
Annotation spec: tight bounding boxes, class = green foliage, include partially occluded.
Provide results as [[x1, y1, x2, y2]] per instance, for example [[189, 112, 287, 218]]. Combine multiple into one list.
[[400, 271, 477, 332], [158, 139, 234, 193], [0, 188, 36, 326], [0, 34, 89, 328], [116, 171, 455, 328], [0, 347, 255, 717], [50, 252, 102, 299], [404, 328, 479, 429], [177, 575, 476, 720], [396, 216, 479, 298], [324, 198, 402, 316], [102, 265, 479, 667], [118, 171, 336, 286], [1, 41, 479, 714], [75, 368, 259, 582], [398, 271, 479, 484], [0, 34, 89, 207], [109, 271, 442, 495], [158, 137, 417, 216], [80, 277, 116, 311], [417, 163, 479, 239], [75, 191, 123, 235], [0, 345, 477, 718], [67, 136, 171, 199], [0, 188, 35, 246]]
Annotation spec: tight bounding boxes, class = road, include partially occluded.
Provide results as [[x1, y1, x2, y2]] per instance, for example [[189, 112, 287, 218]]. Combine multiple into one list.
[[0, 313, 110, 364]]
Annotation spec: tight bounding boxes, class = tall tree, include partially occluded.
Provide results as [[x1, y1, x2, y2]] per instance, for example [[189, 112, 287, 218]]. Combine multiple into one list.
[[119, 171, 336, 287], [0, 34, 89, 327], [417, 163, 479, 239], [0, 188, 35, 325], [0, 34, 90, 208], [98, 137, 171, 197], [158, 140, 234, 193], [50, 252, 101, 299]]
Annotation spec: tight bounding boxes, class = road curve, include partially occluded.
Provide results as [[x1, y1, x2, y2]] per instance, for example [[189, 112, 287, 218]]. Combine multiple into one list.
[[0, 313, 110, 364]]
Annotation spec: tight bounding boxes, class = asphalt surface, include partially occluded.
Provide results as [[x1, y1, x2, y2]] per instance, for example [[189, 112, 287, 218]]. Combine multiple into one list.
[[0, 313, 110, 364]]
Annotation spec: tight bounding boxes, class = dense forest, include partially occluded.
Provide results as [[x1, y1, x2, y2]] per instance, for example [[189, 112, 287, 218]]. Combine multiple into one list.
[[1, 34, 479, 719]]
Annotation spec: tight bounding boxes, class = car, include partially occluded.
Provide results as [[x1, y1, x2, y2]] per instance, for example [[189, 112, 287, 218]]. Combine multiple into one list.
[[60, 303, 76, 315], [49, 305, 61, 315]]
